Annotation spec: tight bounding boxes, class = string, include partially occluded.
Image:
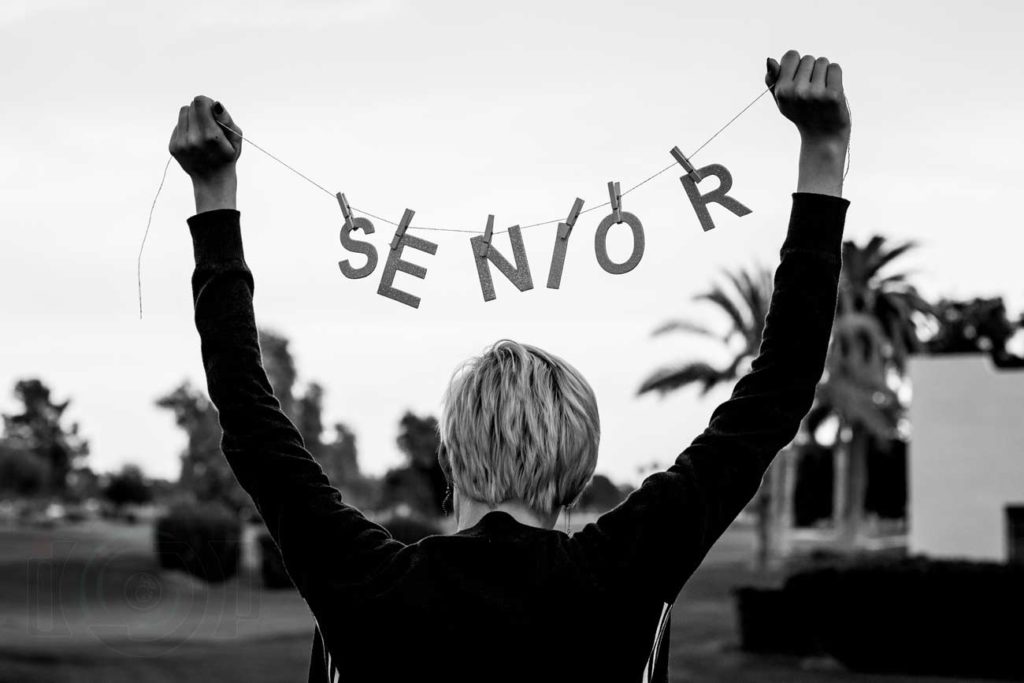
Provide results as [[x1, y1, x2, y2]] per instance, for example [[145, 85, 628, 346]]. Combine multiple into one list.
[[210, 85, 774, 236], [843, 94, 853, 180], [137, 156, 173, 319], [138, 84, 776, 317]]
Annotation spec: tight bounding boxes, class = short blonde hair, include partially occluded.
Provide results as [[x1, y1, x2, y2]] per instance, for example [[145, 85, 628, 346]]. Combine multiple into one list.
[[439, 340, 600, 515]]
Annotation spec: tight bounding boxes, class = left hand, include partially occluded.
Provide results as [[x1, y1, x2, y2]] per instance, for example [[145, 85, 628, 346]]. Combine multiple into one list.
[[169, 96, 243, 212]]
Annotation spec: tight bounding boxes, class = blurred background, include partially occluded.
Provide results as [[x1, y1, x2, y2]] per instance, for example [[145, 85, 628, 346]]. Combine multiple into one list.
[[2, 0, 1023, 680]]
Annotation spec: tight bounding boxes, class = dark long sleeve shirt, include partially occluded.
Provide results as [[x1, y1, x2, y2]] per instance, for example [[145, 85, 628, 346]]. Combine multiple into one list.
[[187, 192, 848, 683]]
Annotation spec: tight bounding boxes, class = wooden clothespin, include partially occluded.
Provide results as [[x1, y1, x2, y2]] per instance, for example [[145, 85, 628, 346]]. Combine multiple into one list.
[[391, 209, 415, 250], [670, 146, 703, 182], [558, 198, 585, 240], [607, 181, 623, 224], [336, 192, 358, 230], [477, 214, 495, 258]]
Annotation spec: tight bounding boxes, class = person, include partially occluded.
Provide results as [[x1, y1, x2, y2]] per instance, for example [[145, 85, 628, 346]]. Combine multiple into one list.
[[168, 49, 851, 683]]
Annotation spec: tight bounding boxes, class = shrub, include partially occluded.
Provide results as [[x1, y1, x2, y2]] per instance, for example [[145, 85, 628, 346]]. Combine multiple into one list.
[[154, 501, 240, 583], [785, 555, 1024, 679], [0, 444, 50, 497], [733, 586, 819, 655], [103, 465, 153, 508]]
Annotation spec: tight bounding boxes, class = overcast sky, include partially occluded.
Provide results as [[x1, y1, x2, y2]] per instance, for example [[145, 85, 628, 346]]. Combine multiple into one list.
[[2, 0, 1022, 485]]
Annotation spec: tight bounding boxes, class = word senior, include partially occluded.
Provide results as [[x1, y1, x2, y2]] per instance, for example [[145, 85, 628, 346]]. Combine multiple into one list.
[[337, 159, 749, 309]]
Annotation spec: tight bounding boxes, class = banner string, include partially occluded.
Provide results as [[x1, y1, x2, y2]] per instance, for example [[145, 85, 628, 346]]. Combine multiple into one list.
[[137, 156, 173, 319], [138, 84, 787, 318], [214, 85, 774, 236]]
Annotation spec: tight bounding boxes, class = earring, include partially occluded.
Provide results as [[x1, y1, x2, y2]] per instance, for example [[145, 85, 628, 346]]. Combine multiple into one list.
[[563, 505, 571, 535], [442, 482, 454, 516]]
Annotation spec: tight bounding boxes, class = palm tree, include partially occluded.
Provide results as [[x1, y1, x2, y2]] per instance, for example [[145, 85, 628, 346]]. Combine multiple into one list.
[[638, 264, 780, 568], [807, 235, 931, 545], [805, 314, 901, 544], [638, 265, 774, 397], [837, 236, 932, 370]]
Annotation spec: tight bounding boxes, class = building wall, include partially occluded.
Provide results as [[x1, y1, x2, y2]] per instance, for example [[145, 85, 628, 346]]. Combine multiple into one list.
[[908, 354, 1024, 561]]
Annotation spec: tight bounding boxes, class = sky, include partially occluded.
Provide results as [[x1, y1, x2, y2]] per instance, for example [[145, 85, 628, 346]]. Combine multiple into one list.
[[1, 0, 1022, 485]]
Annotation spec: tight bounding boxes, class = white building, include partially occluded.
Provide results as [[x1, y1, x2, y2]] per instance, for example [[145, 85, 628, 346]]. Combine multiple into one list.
[[908, 354, 1024, 562]]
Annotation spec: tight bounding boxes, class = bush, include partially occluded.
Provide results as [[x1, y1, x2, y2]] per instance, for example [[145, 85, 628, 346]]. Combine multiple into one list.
[[258, 531, 293, 589], [104, 465, 153, 508], [0, 444, 50, 497], [154, 501, 240, 583], [785, 555, 1024, 679], [733, 586, 819, 655]]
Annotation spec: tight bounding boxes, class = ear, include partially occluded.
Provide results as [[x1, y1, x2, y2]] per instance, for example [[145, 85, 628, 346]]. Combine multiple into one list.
[[437, 444, 453, 483]]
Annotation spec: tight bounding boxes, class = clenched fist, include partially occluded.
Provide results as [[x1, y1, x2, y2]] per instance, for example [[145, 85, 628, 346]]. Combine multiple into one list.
[[766, 51, 851, 197], [169, 96, 243, 213], [767, 51, 851, 148]]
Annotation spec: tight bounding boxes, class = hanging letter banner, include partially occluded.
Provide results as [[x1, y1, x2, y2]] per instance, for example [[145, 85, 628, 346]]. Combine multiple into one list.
[[679, 164, 752, 233], [137, 86, 780, 317], [375, 209, 439, 310], [472, 222, 534, 302], [594, 182, 645, 275]]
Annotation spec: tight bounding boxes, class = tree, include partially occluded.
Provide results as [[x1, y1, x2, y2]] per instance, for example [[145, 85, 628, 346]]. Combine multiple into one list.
[[806, 313, 901, 544], [577, 474, 626, 513], [638, 265, 774, 396], [155, 381, 248, 512], [157, 328, 307, 514], [638, 265, 782, 568], [837, 236, 932, 371], [293, 381, 376, 507], [806, 236, 929, 546], [1, 378, 89, 493], [295, 382, 326, 460], [259, 328, 298, 421], [381, 413, 446, 518], [926, 297, 1023, 366], [320, 422, 360, 483], [103, 464, 153, 508], [0, 441, 50, 496]]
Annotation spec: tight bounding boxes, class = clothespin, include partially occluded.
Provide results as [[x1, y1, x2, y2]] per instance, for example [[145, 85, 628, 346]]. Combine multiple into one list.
[[558, 198, 584, 240], [477, 214, 495, 258], [336, 192, 357, 231], [391, 209, 415, 250], [670, 146, 703, 182], [607, 181, 623, 224]]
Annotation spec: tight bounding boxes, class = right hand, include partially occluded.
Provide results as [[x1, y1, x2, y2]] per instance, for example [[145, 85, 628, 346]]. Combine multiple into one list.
[[766, 51, 851, 148]]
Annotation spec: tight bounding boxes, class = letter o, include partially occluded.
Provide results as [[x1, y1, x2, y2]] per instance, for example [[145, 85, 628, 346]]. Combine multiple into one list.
[[594, 211, 645, 274]]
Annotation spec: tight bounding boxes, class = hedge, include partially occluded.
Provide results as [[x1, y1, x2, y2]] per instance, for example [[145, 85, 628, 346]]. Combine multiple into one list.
[[154, 501, 241, 583], [784, 555, 1024, 679]]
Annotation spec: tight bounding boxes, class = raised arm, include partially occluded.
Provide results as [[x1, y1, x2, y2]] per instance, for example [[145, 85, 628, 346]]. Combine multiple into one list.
[[169, 97, 401, 599], [573, 51, 851, 601]]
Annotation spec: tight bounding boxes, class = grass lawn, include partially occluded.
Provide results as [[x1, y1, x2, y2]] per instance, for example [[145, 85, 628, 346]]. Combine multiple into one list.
[[0, 519, 992, 682]]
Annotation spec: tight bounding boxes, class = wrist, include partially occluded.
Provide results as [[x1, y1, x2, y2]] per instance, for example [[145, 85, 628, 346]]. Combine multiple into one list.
[[193, 171, 237, 214], [799, 135, 848, 162], [797, 136, 847, 198]]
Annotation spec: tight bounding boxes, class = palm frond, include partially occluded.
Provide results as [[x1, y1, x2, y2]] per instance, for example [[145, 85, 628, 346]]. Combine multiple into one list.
[[870, 240, 919, 278], [637, 362, 728, 397], [693, 286, 749, 338], [651, 319, 720, 339]]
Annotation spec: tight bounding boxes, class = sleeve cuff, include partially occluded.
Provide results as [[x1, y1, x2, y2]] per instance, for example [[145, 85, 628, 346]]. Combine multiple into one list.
[[783, 192, 849, 256], [187, 209, 244, 265]]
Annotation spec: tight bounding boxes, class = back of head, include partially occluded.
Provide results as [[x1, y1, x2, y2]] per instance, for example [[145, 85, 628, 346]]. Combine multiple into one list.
[[439, 340, 601, 516]]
